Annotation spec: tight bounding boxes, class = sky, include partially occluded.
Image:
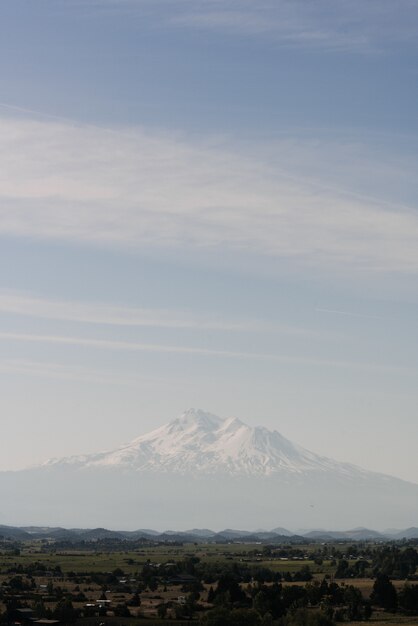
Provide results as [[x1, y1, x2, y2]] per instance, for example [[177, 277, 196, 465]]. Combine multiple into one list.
[[1, 0, 418, 483]]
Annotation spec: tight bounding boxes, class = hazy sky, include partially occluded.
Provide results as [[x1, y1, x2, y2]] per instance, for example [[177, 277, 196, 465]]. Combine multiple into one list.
[[1, 0, 418, 482]]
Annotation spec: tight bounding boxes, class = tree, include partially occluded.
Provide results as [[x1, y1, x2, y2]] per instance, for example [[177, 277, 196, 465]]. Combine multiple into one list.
[[33, 599, 50, 619], [343, 585, 364, 621], [398, 584, 418, 614], [129, 591, 141, 606], [53, 598, 78, 623], [252, 583, 284, 619], [398, 548, 418, 578], [3, 597, 23, 623], [363, 600, 373, 620], [371, 574, 397, 611], [282, 608, 335, 626], [282, 585, 308, 611], [294, 566, 313, 582], [230, 608, 261, 625], [335, 559, 349, 579], [200, 607, 232, 626], [114, 603, 131, 617], [113, 567, 125, 577], [215, 573, 248, 605]]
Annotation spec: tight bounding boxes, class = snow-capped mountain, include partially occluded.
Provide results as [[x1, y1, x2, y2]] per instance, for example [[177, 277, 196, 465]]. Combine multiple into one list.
[[42, 408, 368, 478], [2, 409, 418, 530]]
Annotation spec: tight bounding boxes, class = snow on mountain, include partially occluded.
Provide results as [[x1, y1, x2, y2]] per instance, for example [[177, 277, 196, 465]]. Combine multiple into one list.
[[43, 408, 370, 478]]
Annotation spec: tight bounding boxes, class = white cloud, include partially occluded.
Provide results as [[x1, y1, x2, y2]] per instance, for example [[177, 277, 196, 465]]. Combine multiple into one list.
[[0, 115, 417, 272]]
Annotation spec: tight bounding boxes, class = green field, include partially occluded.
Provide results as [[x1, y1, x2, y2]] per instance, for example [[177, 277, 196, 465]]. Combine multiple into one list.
[[0, 541, 340, 574]]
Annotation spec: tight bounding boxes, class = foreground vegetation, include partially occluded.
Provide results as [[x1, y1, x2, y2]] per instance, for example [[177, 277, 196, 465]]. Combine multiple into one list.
[[1, 537, 418, 625]]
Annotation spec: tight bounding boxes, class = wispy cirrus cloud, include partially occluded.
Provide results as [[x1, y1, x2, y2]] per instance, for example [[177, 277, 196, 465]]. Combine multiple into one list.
[[315, 308, 383, 321], [0, 114, 417, 273], [0, 358, 139, 386], [0, 290, 316, 336], [170, 4, 370, 52], [0, 331, 415, 375], [0, 290, 255, 332], [0, 331, 257, 359], [88, 0, 418, 53]]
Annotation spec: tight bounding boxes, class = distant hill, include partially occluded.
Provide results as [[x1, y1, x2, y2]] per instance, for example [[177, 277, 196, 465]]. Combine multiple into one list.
[[391, 527, 418, 540], [272, 527, 293, 537], [1, 522, 418, 543], [0, 525, 31, 540], [303, 528, 386, 541]]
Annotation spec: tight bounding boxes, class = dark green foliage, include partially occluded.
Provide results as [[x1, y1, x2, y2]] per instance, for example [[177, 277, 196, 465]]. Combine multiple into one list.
[[282, 585, 308, 611], [52, 597, 78, 623], [304, 579, 342, 608], [230, 608, 262, 625], [343, 585, 368, 621], [371, 574, 398, 611], [157, 602, 168, 618], [207, 585, 215, 603], [214, 573, 249, 605], [8, 575, 30, 591], [148, 576, 159, 591], [33, 598, 53, 620], [282, 608, 335, 626], [252, 583, 285, 618], [398, 583, 418, 614], [293, 566, 313, 582], [200, 606, 262, 625], [114, 602, 131, 617], [3, 597, 24, 623], [372, 546, 418, 578], [112, 567, 125, 577], [200, 606, 233, 625], [128, 590, 141, 606], [335, 559, 349, 578]]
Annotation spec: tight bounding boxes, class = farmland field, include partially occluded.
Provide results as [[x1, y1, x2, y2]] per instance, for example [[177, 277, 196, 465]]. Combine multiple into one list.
[[1, 539, 418, 624]]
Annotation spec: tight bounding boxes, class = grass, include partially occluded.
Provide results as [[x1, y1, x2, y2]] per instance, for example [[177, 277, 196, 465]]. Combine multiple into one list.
[[0, 540, 365, 583]]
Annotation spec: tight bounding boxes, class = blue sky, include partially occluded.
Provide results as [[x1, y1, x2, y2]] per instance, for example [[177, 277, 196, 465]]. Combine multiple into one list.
[[1, 0, 418, 483]]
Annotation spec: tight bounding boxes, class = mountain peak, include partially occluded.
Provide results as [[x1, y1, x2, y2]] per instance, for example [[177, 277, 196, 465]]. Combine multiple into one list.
[[43, 408, 367, 479], [174, 408, 224, 431]]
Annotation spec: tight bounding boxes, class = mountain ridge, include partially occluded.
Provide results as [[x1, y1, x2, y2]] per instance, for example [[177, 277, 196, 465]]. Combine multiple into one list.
[[0, 523, 417, 543]]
